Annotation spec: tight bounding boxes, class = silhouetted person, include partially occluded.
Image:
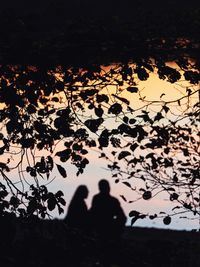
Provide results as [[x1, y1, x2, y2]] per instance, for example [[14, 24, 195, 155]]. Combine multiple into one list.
[[90, 179, 126, 240], [65, 185, 89, 230]]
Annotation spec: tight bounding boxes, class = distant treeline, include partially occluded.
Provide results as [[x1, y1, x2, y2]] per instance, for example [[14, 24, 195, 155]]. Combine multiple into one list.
[[0, 0, 200, 65], [1, 0, 200, 16]]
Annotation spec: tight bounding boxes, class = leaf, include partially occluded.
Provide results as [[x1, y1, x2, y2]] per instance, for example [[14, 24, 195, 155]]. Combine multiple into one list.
[[55, 190, 64, 198], [51, 97, 59, 102], [130, 143, 138, 152], [163, 105, 169, 113], [163, 216, 171, 225], [122, 181, 132, 188], [20, 138, 35, 148], [172, 206, 181, 211], [166, 187, 175, 192], [142, 191, 152, 200], [137, 113, 152, 123], [47, 197, 56, 211], [56, 149, 71, 160], [160, 93, 166, 99], [164, 147, 170, 154], [80, 89, 98, 100], [58, 206, 64, 215], [170, 193, 179, 201], [47, 156, 54, 170], [111, 94, 130, 105], [108, 103, 122, 115], [182, 148, 189, 156], [56, 164, 67, 178], [58, 197, 66, 206], [0, 162, 9, 172], [118, 151, 131, 160], [95, 107, 104, 117], [184, 70, 200, 84], [146, 153, 155, 159], [127, 87, 138, 93], [120, 195, 127, 202], [98, 129, 109, 148], [129, 118, 136, 124], [149, 214, 157, 220], [72, 143, 82, 151], [139, 214, 146, 219], [139, 188, 145, 192], [118, 123, 132, 135], [183, 203, 192, 210], [129, 210, 140, 217], [10, 196, 20, 207], [136, 126, 148, 142], [85, 118, 104, 132], [74, 129, 89, 140], [131, 217, 139, 225], [81, 149, 88, 155], [154, 112, 163, 121], [96, 94, 109, 103], [136, 68, 149, 81], [123, 116, 129, 123]]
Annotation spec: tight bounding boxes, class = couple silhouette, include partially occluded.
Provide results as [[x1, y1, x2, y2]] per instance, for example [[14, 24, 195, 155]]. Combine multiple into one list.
[[65, 179, 126, 240]]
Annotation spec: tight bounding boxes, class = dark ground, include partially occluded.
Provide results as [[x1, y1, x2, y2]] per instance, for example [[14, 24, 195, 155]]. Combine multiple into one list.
[[0, 0, 200, 66], [0, 217, 199, 267]]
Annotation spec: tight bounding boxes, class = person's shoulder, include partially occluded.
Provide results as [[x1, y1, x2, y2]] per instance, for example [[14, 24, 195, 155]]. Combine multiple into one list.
[[93, 193, 100, 198], [110, 195, 120, 204], [92, 193, 101, 202]]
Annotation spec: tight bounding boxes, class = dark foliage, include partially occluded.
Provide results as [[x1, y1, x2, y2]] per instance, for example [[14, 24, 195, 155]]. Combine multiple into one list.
[[0, 59, 199, 226], [0, 0, 200, 65]]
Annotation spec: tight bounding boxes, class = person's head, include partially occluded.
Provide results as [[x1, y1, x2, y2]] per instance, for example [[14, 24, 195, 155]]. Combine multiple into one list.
[[73, 185, 89, 200], [98, 179, 110, 194]]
